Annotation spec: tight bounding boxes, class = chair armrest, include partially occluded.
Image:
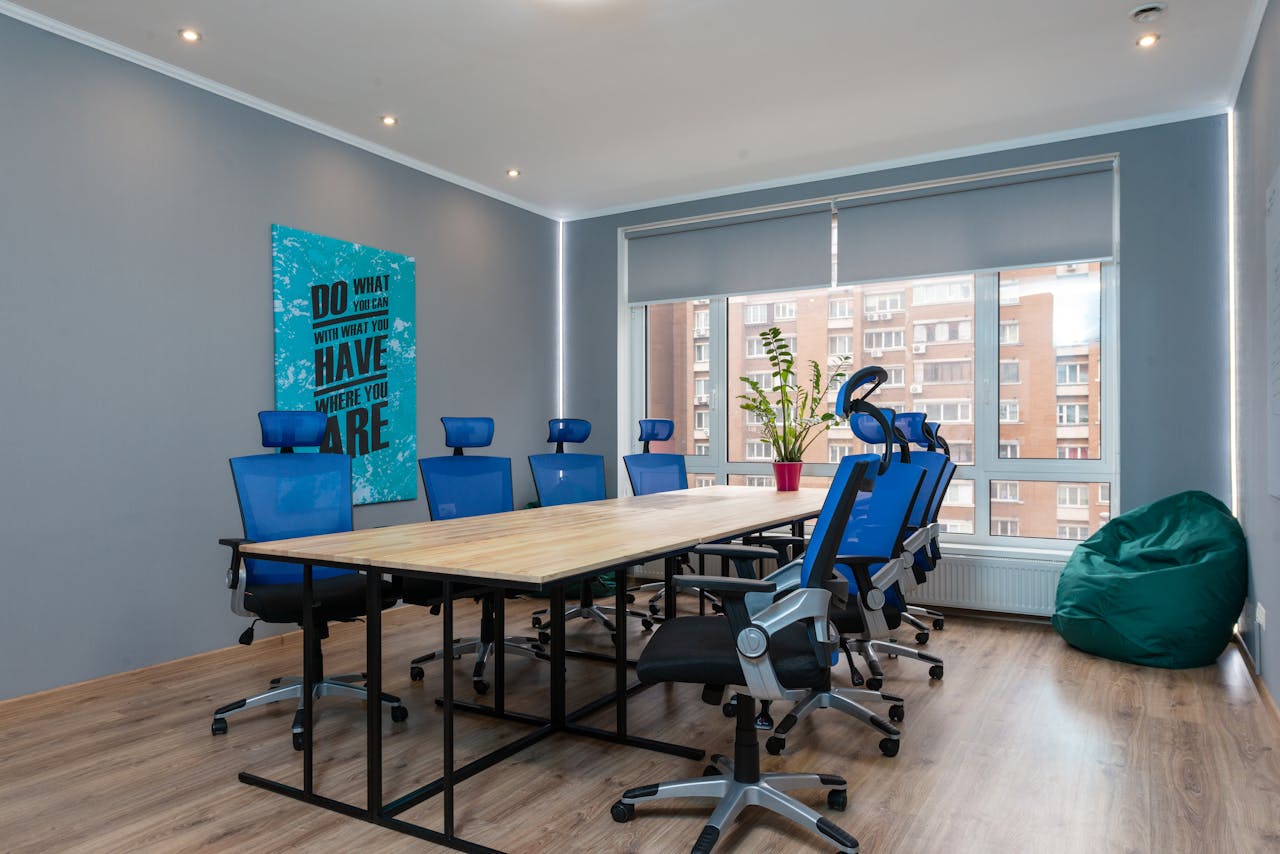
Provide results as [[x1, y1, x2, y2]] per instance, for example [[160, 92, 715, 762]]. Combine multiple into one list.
[[673, 575, 775, 595], [834, 555, 894, 611], [219, 538, 254, 589], [902, 526, 930, 555], [743, 534, 807, 546], [691, 544, 780, 562]]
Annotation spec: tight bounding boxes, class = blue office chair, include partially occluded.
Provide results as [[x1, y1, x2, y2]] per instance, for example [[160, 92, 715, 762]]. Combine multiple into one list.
[[890, 412, 955, 637], [403, 418, 548, 694], [213, 411, 406, 749], [529, 418, 654, 636], [611, 452, 878, 854]]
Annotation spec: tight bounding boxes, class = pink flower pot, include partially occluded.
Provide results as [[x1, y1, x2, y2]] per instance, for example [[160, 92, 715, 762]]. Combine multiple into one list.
[[772, 461, 803, 491]]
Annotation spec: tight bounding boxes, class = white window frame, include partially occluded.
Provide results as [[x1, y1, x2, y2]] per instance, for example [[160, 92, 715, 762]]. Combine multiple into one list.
[[829, 299, 853, 319], [999, 360, 1020, 384], [828, 334, 853, 356], [863, 328, 904, 351], [1056, 403, 1089, 425], [743, 304, 769, 324], [694, 342, 709, 364], [1057, 361, 1089, 385], [773, 301, 797, 321], [744, 441, 772, 460], [998, 399, 1020, 423]]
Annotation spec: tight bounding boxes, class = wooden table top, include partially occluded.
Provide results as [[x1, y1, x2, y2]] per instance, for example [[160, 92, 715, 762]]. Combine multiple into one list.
[[240, 485, 826, 588]]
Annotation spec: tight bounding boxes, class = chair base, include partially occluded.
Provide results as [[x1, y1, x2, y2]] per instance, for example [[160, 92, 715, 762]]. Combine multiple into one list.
[[212, 674, 405, 749], [409, 636, 549, 692], [853, 637, 945, 691], [768, 686, 903, 757], [906, 604, 946, 630], [614, 696, 858, 853]]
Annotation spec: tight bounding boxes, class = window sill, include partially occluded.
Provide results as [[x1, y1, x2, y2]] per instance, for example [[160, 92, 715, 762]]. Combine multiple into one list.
[[941, 541, 1075, 562]]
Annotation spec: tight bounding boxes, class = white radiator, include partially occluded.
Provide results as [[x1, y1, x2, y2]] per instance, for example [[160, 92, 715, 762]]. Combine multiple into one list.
[[910, 554, 1065, 617]]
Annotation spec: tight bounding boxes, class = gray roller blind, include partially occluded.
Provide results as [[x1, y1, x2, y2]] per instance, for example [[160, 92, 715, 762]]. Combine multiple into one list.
[[837, 165, 1114, 285], [626, 207, 832, 303]]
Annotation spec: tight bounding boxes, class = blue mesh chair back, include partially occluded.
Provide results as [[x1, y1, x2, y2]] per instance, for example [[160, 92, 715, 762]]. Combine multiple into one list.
[[230, 412, 353, 587], [419, 417, 514, 521], [894, 412, 948, 528], [798, 454, 880, 587], [623, 419, 688, 496], [530, 418, 606, 506]]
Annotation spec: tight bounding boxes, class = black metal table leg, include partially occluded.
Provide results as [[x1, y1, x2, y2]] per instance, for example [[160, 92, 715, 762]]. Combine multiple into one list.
[[550, 584, 566, 728], [664, 556, 677, 620], [365, 569, 383, 816], [302, 563, 315, 795], [614, 567, 627, 740], [493, 591, 505, 716], [442, 579, 454, 839]]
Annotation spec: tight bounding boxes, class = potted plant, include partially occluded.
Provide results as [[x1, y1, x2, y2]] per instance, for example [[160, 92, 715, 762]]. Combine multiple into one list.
[[738, 327, 848, 491]]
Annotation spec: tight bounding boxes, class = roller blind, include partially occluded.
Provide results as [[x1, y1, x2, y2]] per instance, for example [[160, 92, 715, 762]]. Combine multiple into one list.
[[837, 165, 1114, 285], [626, 207, 832, 303]]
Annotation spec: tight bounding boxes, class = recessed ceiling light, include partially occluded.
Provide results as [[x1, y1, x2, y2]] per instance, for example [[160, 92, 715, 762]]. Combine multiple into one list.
[[1137, 32, 1160, 48], [1130, 3, 1167, 24], [179, 28, 201, 43], [380, 115, 398, 127], [506, 169, 521, 178]]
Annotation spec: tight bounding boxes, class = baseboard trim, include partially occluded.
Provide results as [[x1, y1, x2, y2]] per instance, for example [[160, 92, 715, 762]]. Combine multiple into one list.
[[1234, 633, 1280, 727]]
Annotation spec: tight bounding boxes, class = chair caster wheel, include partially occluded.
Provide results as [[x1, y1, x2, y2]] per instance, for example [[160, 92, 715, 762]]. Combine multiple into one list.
[[538, 631, 551, 646], [915, 631, 930, 645], [879, 738, 899, 757], [703, 765, 720, 776], [711, 603, 724, 614], [531, 616, 543, 629], [391, 705, 409, 723], [626, 592, 636, 604], [610, 800, 635, 823], [754, 712, 774, 730], [473, 680, 490, 695], [929, 664, 944, 680], [721, 700, 737, 718], [866, 677, 883, 691], [211, 718, 228, 736], [409, 666, 425, 682], [765, 736, 785, 756], [889, 704, 905, 723], [933, 618, 945, 630], [886, 653, 898, 660], [641, 618, 654, 632], [850, 672, 865, 687], [827, 789, 848, 811], [293, 731, 305, 751], [648, 602, 661, 616]]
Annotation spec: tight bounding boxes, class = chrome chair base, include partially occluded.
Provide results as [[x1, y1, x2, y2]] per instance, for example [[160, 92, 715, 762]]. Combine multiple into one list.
[[212, 673, 406, 747], [855, 637, 945, 689], [769, 686, 904, 757], [410, 635, 549, 691]]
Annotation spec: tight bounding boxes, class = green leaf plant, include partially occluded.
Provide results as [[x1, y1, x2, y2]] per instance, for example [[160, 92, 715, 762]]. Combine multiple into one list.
[[737, 327, 850, 463]]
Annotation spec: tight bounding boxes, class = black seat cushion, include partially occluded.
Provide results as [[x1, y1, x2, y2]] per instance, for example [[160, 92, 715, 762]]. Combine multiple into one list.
[[831, 603, 902, 635], [636, 615, 826, 691], [245, 574, 397, 625]]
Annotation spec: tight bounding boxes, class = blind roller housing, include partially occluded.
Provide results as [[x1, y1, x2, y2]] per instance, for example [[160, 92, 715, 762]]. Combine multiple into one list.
[[837, 167, 1114, 285], [627, 208, 832, 303]]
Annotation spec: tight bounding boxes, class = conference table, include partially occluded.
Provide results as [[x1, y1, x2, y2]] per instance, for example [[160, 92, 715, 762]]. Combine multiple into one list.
[[238, 484, 827, 852]]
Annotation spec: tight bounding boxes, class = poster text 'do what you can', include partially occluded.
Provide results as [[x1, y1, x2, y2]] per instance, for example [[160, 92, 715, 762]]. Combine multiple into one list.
[[272, 224, 416, 504]]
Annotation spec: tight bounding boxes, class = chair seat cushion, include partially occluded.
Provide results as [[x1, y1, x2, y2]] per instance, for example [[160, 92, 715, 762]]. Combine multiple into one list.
[[245, 573, 397, 625], [636, 615, 826, 691], [832, 603, 901, 635]]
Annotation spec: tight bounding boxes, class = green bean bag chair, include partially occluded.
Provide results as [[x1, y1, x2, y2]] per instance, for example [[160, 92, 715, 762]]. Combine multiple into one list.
[[1052, 490, 1246, 669]]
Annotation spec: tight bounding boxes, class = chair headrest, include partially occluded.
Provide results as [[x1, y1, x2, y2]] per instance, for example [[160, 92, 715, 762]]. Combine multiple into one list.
[[894, 412, 930, 447], [850, 407, 897, 445], [548, 418, 592, 445], [259, 411, 327, 449], [442, 417, 495, 449], [835, 366, 888, 417], [637, 419, 674, 443]]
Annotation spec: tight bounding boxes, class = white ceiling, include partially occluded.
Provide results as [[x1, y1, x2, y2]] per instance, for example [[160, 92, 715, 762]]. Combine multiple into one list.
[[2, 0, 1267, 219]]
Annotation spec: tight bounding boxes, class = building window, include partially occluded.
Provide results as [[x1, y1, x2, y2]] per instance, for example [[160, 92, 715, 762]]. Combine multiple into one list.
[[999, 320, 1020, 345], [914, 319, 972, 344], [998, 440, 1020, 459], [912, 279, 972, 305], [745, 441, 772, 460], [828, 443, 854, 463], [773, 301, 796, 321], [694, 377, 709, 399], [1057, 361, 1089, 385], [693, 310, 710, 337], [937, 520, 975, 534], [1057, 525, 1089, 540], [744, 475, 775, 487], [694, 474, 715, 487], [920, 400, 971, 423], [829, 299, 852, 319], [991, 480, 1021, 502], [1057, 445, 1088, 459], [1057, 485, 1089, 507], [743, 304, 769, 324], [829, 335, 853, 357], [949, 442, 973, 463], [998, 400, 1019, 423], [884, 366, 905, 387], [746, 337, 767, 358], [864, 329, 904, 351], [864, 291, 904, 314], [694, 443, 709, 456], [694, 411, 708, 431], [918, 360, 972, 384], [992, 518, 1020, 537], [1098, 483, 1110, 504], [1000, 360, 1020, 384], [1057, 403, 1089, 425], [694, 342, 709, 363], [942, 480, 975, 506]]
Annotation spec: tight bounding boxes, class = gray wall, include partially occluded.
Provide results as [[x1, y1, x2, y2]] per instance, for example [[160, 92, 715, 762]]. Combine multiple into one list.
[[0, 16, 556, 700], [1234, 0, 1280, 693], [567, 116, 1229, 514]]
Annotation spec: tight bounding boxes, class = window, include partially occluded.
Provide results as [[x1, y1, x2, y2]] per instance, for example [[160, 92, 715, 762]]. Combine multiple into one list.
[[746, 337, 766, 358], [1057, 485, 1089, 507], [694, 443, 709, 456], [1057, 403, 1089, 425], [828, 443, 854, 463], [743, 304, 769, 324], [1000, 361, 1020, 384], [744, 371, 770, 390], [694, 343, 709, 363], [693, 310, 709, 337], [745, 441, 772, 460], [773, 301, 796, 321], [694, 377, 709, 399], [1098, 483, 1110, 504], [1057, 445, 1088, 459], [913, 279, 972, 304], [829, 335, 853, 357], [1057, 525, 1089, 540], [942, 480, 975, 506], [693, 474, 715, 487], [694, 411, 708, 431], [991, 480, 1021, 502], [864, 329, 904, 351], [949, 442, 973, 464], [999, 440, 1020, 459], [914, 319, 972, 344], [744, 475, 775, 487], [829, 299, 853, 319], [937, 520, 975, 534], [863, 291, 904, 313], [921, 400, 971, 423], [992, 518, 1020, 536], [884, 366, 905, 387], [918, 360, 972, 384], [1057, 361, 1089, 385], [998, 400, 1019, 423], [998, 320, 1019, 344]]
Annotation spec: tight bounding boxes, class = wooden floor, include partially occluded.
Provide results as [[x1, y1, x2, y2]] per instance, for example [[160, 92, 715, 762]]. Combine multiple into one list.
[[2, 599, 1279, 853]]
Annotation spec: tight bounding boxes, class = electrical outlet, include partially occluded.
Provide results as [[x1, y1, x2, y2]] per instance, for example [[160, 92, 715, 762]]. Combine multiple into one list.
[[1257, 601, 1267, 631]]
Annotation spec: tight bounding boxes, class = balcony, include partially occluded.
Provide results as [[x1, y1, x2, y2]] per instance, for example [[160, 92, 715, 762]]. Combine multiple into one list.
[[1056, 506, 1090, 522], [1056, 425, 1089, 439]]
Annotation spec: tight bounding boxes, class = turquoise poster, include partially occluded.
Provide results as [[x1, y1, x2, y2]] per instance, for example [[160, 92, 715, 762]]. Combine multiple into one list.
[[272, 225, 417, 504]]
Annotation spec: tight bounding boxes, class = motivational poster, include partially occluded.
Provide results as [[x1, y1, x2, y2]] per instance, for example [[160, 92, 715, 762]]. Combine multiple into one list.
[[272, 224, 417, 504]]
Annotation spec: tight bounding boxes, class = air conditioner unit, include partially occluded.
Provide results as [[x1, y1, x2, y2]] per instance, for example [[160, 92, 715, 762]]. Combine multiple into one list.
[[865, 311, 884, 321], [912, 343, 927, 354], [693, 394, 709, 405], [909, 384, 924, 394], [869, 349, 884, 358]]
